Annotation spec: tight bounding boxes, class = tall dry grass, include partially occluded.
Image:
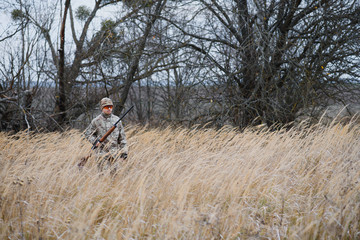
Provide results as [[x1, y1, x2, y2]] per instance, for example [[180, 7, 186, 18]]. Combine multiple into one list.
[[1, 122, 360, 239]]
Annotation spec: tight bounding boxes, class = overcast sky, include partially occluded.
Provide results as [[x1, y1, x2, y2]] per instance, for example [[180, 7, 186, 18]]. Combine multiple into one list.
[[0, 0, 121, 44]]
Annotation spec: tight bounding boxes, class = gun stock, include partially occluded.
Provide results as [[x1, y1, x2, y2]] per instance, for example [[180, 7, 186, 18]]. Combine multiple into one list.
[[97, 125, 116, 146]]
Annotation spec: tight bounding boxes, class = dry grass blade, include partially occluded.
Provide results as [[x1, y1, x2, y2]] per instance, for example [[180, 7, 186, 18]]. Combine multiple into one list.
[[1, 123, 360, 239]]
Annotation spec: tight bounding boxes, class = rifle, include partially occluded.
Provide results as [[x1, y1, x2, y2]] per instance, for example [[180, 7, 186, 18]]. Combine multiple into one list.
[[78, 106, 134, 168]]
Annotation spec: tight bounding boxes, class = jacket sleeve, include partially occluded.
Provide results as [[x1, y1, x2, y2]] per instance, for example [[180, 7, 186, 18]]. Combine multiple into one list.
[[84, 120, 98, 144], [117, 121, 128, 154]]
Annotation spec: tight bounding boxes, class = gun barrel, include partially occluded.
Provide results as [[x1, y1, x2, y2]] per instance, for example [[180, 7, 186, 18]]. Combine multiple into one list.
[[114, 105, 134, 126]]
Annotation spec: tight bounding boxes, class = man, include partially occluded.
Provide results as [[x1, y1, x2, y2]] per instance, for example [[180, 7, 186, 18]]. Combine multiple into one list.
[[84, 97, 128, 174]]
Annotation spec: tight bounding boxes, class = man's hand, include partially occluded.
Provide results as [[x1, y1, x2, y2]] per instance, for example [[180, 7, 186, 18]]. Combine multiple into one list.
[[120, 153, 128, 160], [96, 141, 101, 147]]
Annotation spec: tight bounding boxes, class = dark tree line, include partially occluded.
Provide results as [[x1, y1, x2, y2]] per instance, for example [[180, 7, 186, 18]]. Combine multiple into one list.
[[171, 0, 360, 126], [0, 0, 359, 131]]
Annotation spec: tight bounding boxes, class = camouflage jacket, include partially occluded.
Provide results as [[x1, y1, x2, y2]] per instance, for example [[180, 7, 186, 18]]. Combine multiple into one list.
[[84, 113, 128, 155]]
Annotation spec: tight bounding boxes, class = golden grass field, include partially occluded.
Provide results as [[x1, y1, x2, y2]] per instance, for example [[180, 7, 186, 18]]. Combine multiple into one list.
[[1, 122, 360, 239]]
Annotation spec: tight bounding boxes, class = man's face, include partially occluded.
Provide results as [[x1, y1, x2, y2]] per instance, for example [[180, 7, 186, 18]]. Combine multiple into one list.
[[102, 105, 113, 115]]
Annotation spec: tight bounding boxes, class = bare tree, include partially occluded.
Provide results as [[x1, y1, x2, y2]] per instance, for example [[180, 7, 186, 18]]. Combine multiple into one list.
[[164, 0, 360, 127], [56, 0, 70, 124], [6, 1, 145, 127], [0, 0, 43, 131], [117, 0, 168, 112]]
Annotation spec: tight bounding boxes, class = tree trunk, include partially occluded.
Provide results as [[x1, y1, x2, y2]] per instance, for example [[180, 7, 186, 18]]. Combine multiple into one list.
[[118, 0, 166, 112], [56, 0, 70, 126]]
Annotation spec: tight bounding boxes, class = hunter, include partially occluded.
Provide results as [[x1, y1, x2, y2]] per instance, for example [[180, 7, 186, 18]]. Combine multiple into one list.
[[84, 97, 128, 173]]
